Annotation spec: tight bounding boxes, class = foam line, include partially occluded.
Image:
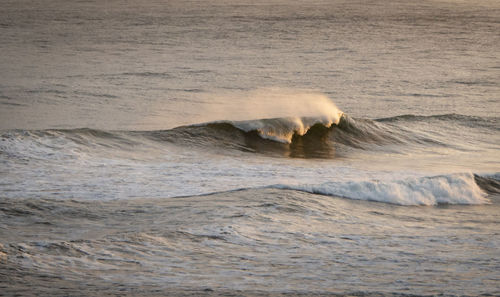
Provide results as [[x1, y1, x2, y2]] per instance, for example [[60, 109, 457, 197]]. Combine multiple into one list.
[[274, 173, 490, 205]]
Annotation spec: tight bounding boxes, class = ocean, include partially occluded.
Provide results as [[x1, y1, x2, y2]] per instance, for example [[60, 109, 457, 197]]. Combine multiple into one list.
[[0, 0, 499, 296]]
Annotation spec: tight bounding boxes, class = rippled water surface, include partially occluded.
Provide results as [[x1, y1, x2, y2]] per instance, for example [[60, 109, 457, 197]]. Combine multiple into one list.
[[1, 0, 499, 296]]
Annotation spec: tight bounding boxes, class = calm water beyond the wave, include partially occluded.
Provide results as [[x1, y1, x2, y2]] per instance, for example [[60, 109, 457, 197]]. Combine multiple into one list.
[[1, 0, 499, 296]]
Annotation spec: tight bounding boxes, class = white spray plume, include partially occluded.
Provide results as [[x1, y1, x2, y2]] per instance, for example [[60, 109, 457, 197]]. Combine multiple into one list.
[[198, 88, 343, 124]]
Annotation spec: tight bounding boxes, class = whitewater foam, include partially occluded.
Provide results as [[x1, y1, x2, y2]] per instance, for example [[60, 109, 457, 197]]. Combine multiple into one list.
[[231, 116, 338, 143], [274, 173, 490, 205]]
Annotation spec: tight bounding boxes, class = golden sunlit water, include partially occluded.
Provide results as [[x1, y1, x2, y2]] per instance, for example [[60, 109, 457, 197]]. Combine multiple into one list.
[[1, 0, 499, 296]]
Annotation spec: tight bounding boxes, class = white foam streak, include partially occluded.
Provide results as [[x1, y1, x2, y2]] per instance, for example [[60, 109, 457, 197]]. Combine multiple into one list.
[[275, 173, 490, 205]]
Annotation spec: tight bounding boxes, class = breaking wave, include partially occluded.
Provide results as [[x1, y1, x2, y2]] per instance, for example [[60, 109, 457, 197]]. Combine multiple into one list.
[[149, 112, 498, 158], [1, 113, 498, 160], [1, 116, 499, 204], [274, 173, 497, 206]]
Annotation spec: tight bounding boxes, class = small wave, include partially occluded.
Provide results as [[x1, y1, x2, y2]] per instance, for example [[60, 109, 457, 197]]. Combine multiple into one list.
[[377, 113, 479, 122], [377, 113, 499, 130], [273, 173, 491, 206], [474, 174, 500, 195], [0, 128, 140, 161]]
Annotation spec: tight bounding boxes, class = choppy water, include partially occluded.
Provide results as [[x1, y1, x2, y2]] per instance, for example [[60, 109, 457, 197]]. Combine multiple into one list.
[[1, 0, 499, 296]]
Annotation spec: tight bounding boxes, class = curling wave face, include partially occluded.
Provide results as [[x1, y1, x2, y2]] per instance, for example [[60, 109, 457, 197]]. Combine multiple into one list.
[[1, 112, 499, 204], [2, 112, 498, 159], [148, 112, 499, 159], [230, 114, 342, 143]]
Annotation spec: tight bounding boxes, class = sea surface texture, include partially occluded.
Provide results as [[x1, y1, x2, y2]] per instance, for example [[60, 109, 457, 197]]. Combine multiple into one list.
[[0, 0, 499, 296]]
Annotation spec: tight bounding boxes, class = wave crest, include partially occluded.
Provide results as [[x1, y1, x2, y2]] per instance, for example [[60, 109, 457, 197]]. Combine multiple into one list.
[[3, 112, 497, 160], [274, 173, 491, 205], [230, 115, 342, 143]]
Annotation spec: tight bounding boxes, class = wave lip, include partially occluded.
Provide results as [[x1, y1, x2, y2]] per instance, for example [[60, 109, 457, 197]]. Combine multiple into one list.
[[230, 115, 341, 143], [274, 173, 491, 206]]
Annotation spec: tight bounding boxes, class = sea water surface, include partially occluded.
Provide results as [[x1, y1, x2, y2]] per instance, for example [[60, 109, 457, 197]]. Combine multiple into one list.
[[1, 0, 499, 296]]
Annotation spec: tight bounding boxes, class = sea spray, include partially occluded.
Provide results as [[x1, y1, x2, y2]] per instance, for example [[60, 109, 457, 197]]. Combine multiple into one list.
[[195, 88, 343, 143], [196, 88, 343, 126]]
